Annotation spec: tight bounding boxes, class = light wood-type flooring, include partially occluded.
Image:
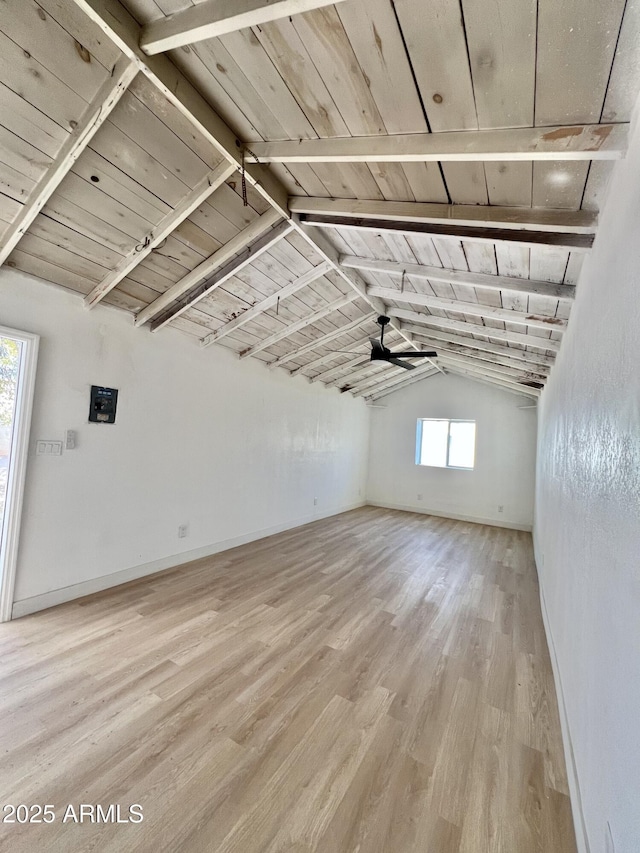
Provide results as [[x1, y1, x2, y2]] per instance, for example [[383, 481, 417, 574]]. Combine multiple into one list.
[[0, 507, 576, 852]]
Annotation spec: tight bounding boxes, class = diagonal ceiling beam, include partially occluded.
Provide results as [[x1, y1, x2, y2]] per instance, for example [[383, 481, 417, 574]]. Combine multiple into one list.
[[406, 327, 556, 368], [340, 255, 575, 300], [149, 218, 294, 332], [442, 365, 541, 399], [410, 340, 550, 376], [134, 209, 283, 328], [250, 124, 628, 164], [85, 160, 236, 309], [351, 363, 440, 397], [240, 293, 360, 360], [298, 214, 593, 252], [141, 0, 349, 55], [387, 309, 561, 353], [0, 56, 137, 267], [367, 286, 567, 333], [200, 260, 331, 348], [364, 367, 442, 401], [70, 0, 288, 216], [290, 198, 596, 235], [268, 313, 374, 371], [436, 353, 547, 384]]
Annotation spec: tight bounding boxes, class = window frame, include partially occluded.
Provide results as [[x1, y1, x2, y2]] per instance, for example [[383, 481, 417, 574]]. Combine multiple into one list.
[[415, 418, 476, 471]]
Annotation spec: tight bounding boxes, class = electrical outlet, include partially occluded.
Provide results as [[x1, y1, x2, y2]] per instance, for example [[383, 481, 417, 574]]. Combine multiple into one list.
[[313, 497, 318, 506], [178, 524, 188, 539], [36, 440, 63, 456], [498, 505, 504, 513]]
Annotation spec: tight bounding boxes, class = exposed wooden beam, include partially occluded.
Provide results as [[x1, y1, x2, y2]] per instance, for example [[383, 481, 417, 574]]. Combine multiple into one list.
[[437, 353, 546, 384], [352, 364, 439, 397], [150, 218, 294, 332], [387, 309, 562, 353], [252, 124, 628, 164], [199, 260, 332, 348], [298, 214, 593, 252], [140, 0, 348, 55], [364, 368, 441, 401], [340, 255, 575, 300], [443, 366, 541, 399], [290, 198, 596, 234], [240, 293, 359, 360], [0, 56, 137, 267], [134, 209, 283, 328], [85, 161, 236, 309], [70, 0, 289, 217], [412, 340, 550, 376], [406, 327, 556, 368], [367, 287, 567, 333], [268, 314, 373, 371]]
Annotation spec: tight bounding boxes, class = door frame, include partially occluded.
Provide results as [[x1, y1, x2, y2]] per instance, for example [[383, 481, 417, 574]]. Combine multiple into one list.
[[0, 326, 39, 622]]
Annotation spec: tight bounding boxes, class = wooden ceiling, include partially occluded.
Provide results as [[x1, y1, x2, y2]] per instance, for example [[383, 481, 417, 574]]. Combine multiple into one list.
[[1, 0, 638, 401]]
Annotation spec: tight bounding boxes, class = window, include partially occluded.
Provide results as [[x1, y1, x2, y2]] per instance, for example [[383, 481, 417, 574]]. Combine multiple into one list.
[[416, 419, 476, 470]]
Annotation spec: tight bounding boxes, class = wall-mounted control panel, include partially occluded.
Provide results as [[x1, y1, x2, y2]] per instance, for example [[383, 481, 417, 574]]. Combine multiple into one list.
[[89, 386, 118, 424]]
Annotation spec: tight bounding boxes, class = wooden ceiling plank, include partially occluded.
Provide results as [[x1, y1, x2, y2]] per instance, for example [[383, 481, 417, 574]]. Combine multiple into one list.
[[434, 349, 548, 381], [369, 286, 566, 332], [340, 255, 575, 300], [250, 124, 628, 164], [364, 367, 441, 401], [438, 354, 545, 386], [268, 313, 373, 370], [352, 362, 439, 397], [0, 56, 137, 267], [200, 260, 331, 347], [289, 198, 596, 234], [140, 0, 349, 55], [388, 308, 561, 353], [437, 366, 540, 399], [84, 160, 236, 308], [239, 292, 360, 359], [406, 327, 555, 368], [138, 211, 288, 328]]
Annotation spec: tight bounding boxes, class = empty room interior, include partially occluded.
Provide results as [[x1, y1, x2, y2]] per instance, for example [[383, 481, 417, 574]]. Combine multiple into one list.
[[1, 0, 639, 851]]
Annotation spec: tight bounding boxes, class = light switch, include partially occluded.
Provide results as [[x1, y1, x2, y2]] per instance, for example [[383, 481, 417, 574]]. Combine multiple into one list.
[[36, 440, 63, 456], [65, 430, 76, 450]]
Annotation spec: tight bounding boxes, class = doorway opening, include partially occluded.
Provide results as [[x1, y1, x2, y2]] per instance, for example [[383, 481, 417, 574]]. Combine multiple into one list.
[[0, 326, 39, 622]]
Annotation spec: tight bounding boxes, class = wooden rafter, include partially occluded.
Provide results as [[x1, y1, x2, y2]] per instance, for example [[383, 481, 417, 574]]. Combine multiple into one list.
[[442, 366, 541, 399], [0, 56, 137, 267], [352, 363, 440, 397], [363, 367, 444, 401], [406, 327, 556, 368], [436, 353, 547, 384], [240, 293, 360, 360], [409, 341, 550, 376], [200, 260, 332, 348], [268, 314, 373, 371], [387, 309, 562, 353], [140, 0, 348, 55], [340, 255, 575, 300], [250, 124, 628, 163], [299, 214, 593, 252], [134, 209, 284, 328], [290, 198, 596, 234], [367, 287, 567, 333], [85, 161, 237, 309]]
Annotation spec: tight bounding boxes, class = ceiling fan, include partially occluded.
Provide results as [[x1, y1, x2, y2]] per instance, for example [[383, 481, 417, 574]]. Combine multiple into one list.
[[367, 316, 437, 370]]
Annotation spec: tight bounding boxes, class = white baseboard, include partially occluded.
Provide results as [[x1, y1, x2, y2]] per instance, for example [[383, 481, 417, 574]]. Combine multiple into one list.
[[537, 567, 591, 853], [366, 501, 532, 532], [11, 501, 366, 619]]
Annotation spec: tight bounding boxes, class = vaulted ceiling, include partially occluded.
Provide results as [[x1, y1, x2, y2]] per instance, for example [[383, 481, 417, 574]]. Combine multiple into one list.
[[1, 0, 638, 402]]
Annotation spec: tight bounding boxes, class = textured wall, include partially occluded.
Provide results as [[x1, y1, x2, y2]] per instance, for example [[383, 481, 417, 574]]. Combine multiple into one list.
[[534, 109, 640, 852]]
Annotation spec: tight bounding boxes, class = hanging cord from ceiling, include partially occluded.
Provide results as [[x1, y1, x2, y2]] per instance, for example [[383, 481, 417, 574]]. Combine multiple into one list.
[[241, 146, 261, 207]]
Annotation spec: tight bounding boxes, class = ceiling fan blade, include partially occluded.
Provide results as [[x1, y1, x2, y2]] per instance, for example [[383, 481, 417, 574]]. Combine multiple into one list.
[[387, 357, 416, 370], [370, 340, 389, 361], [391, 351, 438, 358]]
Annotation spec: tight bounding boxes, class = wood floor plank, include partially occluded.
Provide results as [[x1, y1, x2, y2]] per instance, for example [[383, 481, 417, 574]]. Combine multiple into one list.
[[0, 507, 575, 852]]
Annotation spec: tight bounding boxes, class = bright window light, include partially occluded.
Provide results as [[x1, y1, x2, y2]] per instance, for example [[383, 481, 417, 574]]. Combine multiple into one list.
[[416, 419, 476, 470]]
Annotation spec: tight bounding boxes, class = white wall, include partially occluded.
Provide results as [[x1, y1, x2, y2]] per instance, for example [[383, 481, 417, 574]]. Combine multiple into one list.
[[534, 109, 640, 852], [366, 372, 537, 530], [0, 270, 370, 615]]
